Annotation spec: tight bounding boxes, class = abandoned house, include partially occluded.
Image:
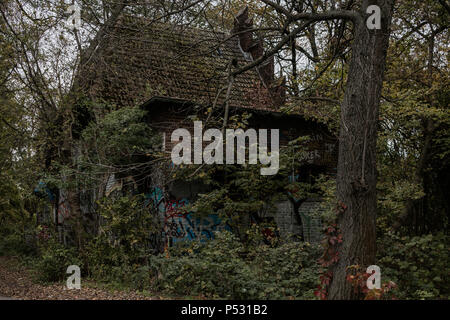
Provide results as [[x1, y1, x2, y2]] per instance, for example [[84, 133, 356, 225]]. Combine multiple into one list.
[[37, 8, 338, 249]]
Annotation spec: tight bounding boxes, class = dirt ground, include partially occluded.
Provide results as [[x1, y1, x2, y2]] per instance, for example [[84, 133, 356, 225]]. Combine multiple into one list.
[[0, 256, 159, 300]]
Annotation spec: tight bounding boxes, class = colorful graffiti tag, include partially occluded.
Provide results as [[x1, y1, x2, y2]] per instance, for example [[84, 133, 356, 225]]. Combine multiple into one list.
[[147, 187, 228, 246], [58, 190, 71, 223]]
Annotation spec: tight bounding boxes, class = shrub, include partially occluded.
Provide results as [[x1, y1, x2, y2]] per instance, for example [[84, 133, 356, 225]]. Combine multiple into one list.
[[148, 231, 322, 299], [33, 240, 82, 283], [377, 232, 449, 299], [148, 232, 260, 299], [0, 172, 37, 256], [83, 236, 133, 281], [82, 194, 160, 285], [249, 241, 322, 299], [0, 232, 36, 256]]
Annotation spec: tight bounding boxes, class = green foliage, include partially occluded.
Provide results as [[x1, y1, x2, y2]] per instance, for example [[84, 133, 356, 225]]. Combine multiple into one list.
[[97, 194, 159, 251], [33, 239, 82, 283], [376, 0, 450, 234], [0, 233, 35, 257], [248, 241, 322, 299], [173, 119, 317, 241], [149, 232, 257, 299], [0, 172, 37, 256], [313, 175, 337, 225], [377, 232, 449, 299], [83, 194, 160, 282], [83, 236, 133, 281], [148, 232, 322, 299], [78, 105, 162, 185]]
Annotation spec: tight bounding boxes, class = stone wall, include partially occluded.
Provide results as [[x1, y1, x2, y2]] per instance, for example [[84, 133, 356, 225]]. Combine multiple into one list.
[[260, 198, 324, 243], [298, 199, 325, 243], [263, 200, 302, 240]]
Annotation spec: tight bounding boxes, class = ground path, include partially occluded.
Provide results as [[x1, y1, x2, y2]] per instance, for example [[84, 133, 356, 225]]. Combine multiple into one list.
[[0, 256, 159, 300]]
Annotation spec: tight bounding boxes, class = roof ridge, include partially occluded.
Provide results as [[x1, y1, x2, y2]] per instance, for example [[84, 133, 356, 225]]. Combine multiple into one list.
[[116, 14, 231, 39]]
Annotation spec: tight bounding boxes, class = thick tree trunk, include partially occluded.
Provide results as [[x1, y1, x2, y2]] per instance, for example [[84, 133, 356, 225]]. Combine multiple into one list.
[[328, 0, 394, 300]]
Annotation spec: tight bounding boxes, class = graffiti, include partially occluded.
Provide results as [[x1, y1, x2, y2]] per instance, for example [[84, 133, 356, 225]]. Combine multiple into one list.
[[34, 181, 56, 225], [34, 181, 56, 202], [58, 189, 71, 223], [146, 187, 227, 247], [287, 173, 305, 204]]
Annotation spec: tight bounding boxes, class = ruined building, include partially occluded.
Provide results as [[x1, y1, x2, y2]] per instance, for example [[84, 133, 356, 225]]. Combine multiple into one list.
[[44, 8, 337, 248]]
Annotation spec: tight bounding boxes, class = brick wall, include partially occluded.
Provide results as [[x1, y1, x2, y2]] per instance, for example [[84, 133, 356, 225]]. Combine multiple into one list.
[[272, 201, 303, 240], [145, 102, 338, 170], [298, 199, 325, 243], [259, 198, 324, 243]]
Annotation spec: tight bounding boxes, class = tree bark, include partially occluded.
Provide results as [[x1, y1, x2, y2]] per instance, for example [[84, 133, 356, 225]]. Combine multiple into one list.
[[328, 0, 394, 300]]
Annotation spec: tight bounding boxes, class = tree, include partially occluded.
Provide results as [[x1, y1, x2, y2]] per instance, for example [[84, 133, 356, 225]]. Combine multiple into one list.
[[386, 0, 449, 234], [223, 0, 394, 299], [328, 1, 394, 299]]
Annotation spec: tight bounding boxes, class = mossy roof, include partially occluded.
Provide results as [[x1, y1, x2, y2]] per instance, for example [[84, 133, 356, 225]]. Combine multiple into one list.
[[76, 15, 278, 111]]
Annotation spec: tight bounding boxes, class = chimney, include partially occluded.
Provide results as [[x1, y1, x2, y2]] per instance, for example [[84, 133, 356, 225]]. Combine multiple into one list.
[[232, 7, 253, 52], [233, 7, 285, 105]]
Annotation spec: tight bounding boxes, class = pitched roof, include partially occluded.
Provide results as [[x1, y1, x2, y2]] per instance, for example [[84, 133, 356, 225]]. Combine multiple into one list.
[[76, 15, 282, 111]]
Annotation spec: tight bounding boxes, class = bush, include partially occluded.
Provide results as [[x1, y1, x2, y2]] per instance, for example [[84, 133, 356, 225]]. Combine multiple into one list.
[[33, 240, 82, 283], [148, 232, 260, 299], [0, 232, 36, 256], [81, 194, 159, 286], [0, 172, 37, 256], [82, 236, 153, 290], [377, 232, 449, 299], [249, 241, 322, 299], [83, 236, 132, 281], [147, 231, 322, 299]]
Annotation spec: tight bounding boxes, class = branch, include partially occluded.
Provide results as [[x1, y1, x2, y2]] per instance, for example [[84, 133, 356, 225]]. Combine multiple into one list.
[[1, 116, 19, 132], [232, 20, 315, 78], [80, 0, 129, 67], [292, 10, 359, 23], [261, 0, 360, 23], [293, 97, 341, 105], [438, 0, 450, 15], [260, 0, 293, 17], [232, 2, 361, 79]]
